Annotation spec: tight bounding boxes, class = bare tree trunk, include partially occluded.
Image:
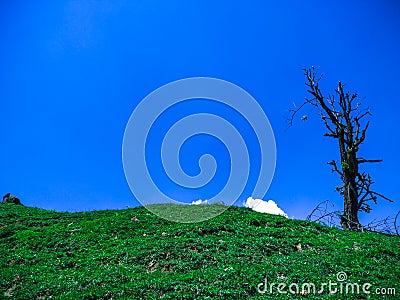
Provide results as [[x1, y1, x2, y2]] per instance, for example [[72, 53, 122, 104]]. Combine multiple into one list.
[[338, 132, 362, 230], [341, 174, 361, 230]]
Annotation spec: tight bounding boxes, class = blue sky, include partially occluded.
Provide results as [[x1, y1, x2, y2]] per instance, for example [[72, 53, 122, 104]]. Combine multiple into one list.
[[1, 0, 399, 224]]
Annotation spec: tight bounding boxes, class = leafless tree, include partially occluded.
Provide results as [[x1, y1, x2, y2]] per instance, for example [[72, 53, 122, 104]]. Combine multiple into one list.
[[290, 67, 393, 231]]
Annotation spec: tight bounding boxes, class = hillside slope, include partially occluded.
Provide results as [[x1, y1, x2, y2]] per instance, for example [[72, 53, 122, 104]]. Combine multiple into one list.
[[0, 203, 399, 299]]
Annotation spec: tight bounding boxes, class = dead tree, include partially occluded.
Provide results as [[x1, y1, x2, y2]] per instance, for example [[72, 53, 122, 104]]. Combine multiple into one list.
[[289, 67, 393, 231]]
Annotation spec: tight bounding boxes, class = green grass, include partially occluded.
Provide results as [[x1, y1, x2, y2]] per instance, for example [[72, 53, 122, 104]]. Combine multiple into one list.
[[0, 203, 399, 299]]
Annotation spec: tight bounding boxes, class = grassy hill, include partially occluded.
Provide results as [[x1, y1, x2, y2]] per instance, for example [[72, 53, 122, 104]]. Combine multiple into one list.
[[0, 203, 399, 299]]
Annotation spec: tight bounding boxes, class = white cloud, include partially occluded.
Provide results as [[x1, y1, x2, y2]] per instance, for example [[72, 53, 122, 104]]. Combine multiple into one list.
[[244, 197, 288, 218], [191, 199, 209, 205]]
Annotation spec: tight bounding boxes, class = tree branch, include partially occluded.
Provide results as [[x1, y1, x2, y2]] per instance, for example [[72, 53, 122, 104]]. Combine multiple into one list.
[[327, 160, 343, 176], [357, 158, 383, 164]]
